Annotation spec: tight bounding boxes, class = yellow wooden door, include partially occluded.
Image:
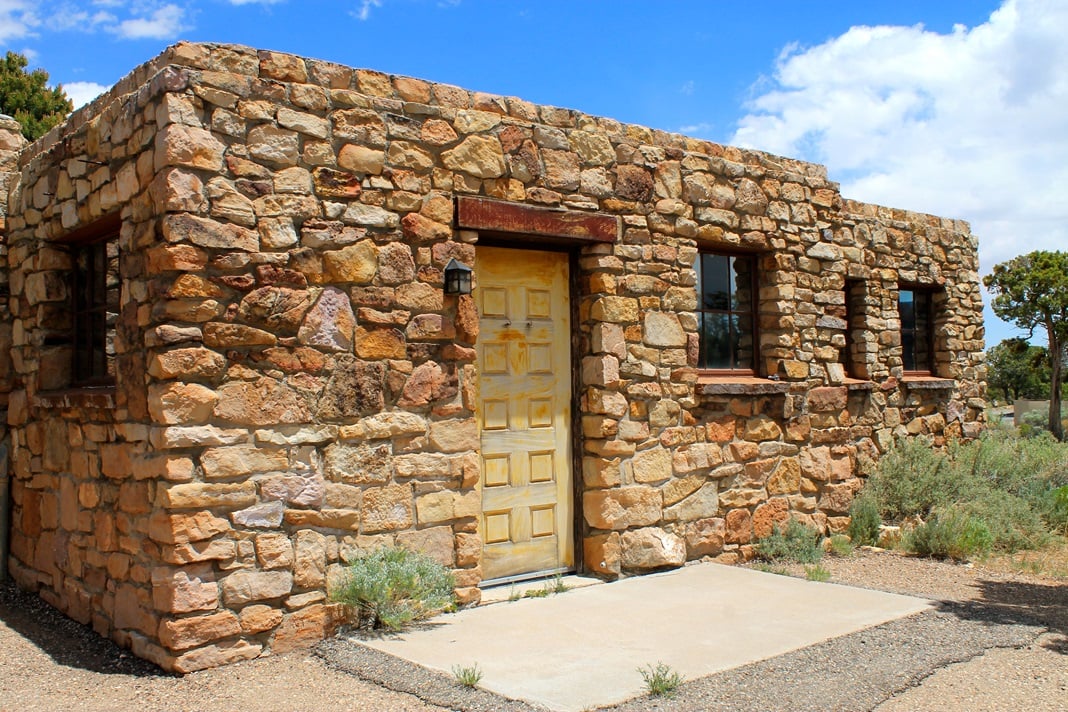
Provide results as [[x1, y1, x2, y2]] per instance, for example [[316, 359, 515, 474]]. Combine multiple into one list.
[[477, 247, 573, 583]]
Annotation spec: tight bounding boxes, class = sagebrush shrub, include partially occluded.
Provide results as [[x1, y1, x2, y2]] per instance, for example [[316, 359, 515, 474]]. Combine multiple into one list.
[[903, 506, 992, 560], [756, 519, 823, 564], [331, 547, 455, 630], [848, 495, 881, 547]]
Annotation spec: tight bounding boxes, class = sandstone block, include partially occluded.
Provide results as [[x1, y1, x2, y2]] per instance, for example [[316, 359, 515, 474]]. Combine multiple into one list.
[[298, 287, 356, 352], [338, 144, 385, 174], [767, 458, 801, 495], [663, 482, 719, 522], [584, 532, 621, 576], [621, 528, 685, 570], [685, 517, 726, 558], [428, 419, 478, 453], [752, 498, 790, 540], [149, 510, 232, 544], [203, 322, 277, 348], [255, 532, 294, 569], [159, 611, 241, 652], [155, 124, 225, 172], [261, 470, 326, 508], [744, 415, 783, 442], [152, 564, 218, 614], [221, 570, 293, 607], [172, 640, 262, 674], [147, 383, 218, 425], [322, 240, 377, 283], [201, 445, 288, 479], [397, 526, 455, 566], [583, 486, 661, 530], [361, 483, 413, 533], [214, 378, 311, 426], [157, 482, 258, 510], [162, 213, 258, 252], [441, 135, 506, 178], [240, 604, 284, 634], [148, 347, 226, 381], [294, 530, 328, 589], [271, 604, 341, 654], [643, 312, 686, 347], [725, 508, 752, 544], [632, 446, 672, 484]]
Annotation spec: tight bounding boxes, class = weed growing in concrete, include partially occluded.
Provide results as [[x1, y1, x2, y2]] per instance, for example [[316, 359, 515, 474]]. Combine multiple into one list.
[[756, 519, 823, 564], [638, 661, 683, 697], [452, 663, 483, 688], [507, 586, 521, 602], [548, 574, 570, 594], [805, 564, 831, 582], [331, 547, 455, 631], [522, 587, 549, 599]]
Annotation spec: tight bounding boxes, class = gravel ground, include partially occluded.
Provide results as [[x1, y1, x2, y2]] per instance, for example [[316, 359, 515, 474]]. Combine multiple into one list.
[[1, 550, 1065, 711]]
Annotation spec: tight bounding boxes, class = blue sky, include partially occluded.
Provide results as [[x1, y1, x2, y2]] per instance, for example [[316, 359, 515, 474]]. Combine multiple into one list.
[[3, 0, 1066, 348]]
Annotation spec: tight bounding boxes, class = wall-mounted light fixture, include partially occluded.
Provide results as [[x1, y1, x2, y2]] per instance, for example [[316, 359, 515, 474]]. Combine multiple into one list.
[[443, 258, 473, 295]]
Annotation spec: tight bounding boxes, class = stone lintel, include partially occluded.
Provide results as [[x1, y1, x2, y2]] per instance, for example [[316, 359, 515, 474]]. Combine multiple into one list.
[[456, 197, 619, 244]]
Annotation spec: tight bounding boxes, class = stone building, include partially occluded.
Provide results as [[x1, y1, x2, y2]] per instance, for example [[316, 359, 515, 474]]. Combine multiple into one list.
[[0, 43, 984, 672]]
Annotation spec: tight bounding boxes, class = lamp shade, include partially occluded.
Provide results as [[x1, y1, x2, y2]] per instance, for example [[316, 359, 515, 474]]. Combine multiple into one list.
[[443, 258, 473, 295]]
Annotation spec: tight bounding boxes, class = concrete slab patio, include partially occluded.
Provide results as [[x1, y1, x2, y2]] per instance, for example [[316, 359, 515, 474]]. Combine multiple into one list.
[[356, 562, 933, 712]]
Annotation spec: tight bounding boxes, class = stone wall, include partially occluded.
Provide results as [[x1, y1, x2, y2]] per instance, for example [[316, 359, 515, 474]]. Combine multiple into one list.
[[1, 42, 985, 672]]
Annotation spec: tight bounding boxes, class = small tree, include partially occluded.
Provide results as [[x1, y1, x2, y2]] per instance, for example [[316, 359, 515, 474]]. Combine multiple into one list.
[[0, 51, 73, 141], [984, 251, 1068, 440], [986, 338, 1051, 403]]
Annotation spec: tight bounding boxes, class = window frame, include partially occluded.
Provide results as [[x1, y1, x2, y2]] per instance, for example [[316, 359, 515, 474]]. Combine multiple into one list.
[[694, 250, 758, 376], [898, 285, 936, 376], [57, 214, 121, 390]]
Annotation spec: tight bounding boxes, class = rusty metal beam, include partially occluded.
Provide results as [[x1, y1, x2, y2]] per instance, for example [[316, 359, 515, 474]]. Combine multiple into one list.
[[456, 197, 618, 243]]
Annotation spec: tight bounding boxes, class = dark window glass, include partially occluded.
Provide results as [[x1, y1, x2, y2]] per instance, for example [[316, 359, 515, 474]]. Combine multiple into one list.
[[899, 288, 933, 373], [71, 238, 119, 386], [695, 253, 755, 371]]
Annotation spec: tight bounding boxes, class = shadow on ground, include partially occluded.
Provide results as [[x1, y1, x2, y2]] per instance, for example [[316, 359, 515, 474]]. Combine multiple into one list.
[[938, 576, 1068, 654], [0, 581, 169, 677]]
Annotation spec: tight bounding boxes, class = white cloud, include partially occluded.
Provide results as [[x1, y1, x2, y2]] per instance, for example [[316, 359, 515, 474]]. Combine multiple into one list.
[[62, 80, 109, 108], [678, 121, 714, 135], [680, 80, 695, 96], [0, 0, 39, 42], [110, 3, 187, 39], [732, 0, 1068, 278], [731, 0, 1068, 346], [227, 0, 285, 4], [355, 0, 381, 21]]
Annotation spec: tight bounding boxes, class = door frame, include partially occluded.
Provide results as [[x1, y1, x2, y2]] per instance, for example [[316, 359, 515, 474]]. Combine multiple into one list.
[[473, 240, 583, 587]]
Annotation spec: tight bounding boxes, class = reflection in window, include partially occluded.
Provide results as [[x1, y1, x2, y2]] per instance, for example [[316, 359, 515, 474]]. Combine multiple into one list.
[[695, 253, 755, 371], [899, 288, 933, 373]]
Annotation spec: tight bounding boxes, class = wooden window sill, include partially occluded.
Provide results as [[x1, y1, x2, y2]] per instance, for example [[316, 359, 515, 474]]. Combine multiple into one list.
[[696, 375, 791, 396], [35, 387, 117, 408]]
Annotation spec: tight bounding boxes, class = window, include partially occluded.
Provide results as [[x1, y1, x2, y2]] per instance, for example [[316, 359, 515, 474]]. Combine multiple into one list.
[[898, 287, 934, 374], [694, 252, 756, 372], [62, 217, 120, 388], [840, 279, 866, 378]]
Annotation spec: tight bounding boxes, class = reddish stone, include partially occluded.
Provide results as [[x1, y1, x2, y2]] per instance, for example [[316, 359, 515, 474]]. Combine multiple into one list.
[[752, 498, 790, 540], [725, 508, 752, 544]]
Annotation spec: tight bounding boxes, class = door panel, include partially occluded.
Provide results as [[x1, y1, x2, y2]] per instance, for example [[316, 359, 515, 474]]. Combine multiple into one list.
[[477, 247, 573, 582]]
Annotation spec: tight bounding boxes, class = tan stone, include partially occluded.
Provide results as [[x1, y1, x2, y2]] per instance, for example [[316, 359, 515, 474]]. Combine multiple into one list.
[[172, 640, 263, 674], [685, 517, 726, 557], [200, 445, 287, 479], [583, 486, 661, 530], [157, 482, 258, 510], [643, 312, 686, 347], [284, 508, 361, 530], [744, 415, 783, 442], [152, 564, 218, 614], [149, 510, 232, 544], [584, 532, 621, 576], [752, 498, 790, 539], [221, 570, 293, 607], [767, 458, 801, 495], [725, 508, 752, 544], [663, 483, 719, 522], [428, 419, 478, 453], [293, 530, 328, 589], [361, 483, 413, 533], [621, 527, 685, 570], [441, 135, 506, 178], [322, 241, 377, 283], [213, 378, 311, 426], [271, 604, 341, 654], [148, 382, 219, 425], [155, 124, 226, 172], [354, 327, 406, 360], [159, 611, 241, 652], [256, 533, 294, 570], [240, 604, 284, 634], [148, 347, 226, 381], [397, 526, 455, 566], [632, 446, 672, 484]]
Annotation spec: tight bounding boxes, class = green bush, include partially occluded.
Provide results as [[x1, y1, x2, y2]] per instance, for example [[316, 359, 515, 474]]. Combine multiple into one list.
[[827, 534, 855, 557], [848, 495, 882, 547], [756, 519, 823, 564], [903, 507, 992, 560], [331, 547, 455, 630], [864, 432, 1068, 556]]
